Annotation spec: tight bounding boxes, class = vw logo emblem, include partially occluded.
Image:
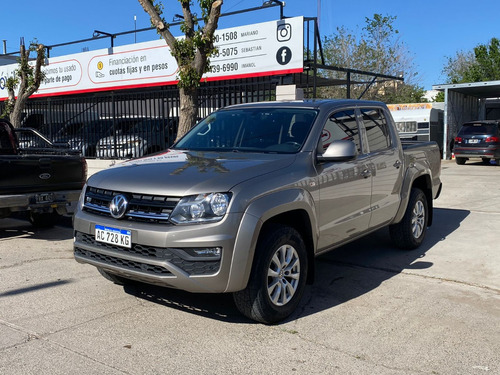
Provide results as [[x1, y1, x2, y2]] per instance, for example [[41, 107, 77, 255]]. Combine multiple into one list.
[[109, 194, 129, 219]]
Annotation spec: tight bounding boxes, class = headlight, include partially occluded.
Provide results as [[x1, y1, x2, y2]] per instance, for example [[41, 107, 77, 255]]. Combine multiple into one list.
[[170, 193, 231, 224]]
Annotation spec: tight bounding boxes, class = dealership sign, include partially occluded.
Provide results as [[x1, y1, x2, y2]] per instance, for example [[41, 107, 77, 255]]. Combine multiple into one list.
[[0, 17, 303, 99]]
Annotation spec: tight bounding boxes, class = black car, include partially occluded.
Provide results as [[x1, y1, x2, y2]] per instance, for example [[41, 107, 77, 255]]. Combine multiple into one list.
[[454, 120, 500, 165]]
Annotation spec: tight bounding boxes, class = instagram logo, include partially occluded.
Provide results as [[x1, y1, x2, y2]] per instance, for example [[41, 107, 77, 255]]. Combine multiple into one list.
[[277, 23, 292, 42]]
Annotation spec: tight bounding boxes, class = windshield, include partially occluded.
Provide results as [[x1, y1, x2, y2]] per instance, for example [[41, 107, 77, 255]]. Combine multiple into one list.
[[173, 108, 318, 153]]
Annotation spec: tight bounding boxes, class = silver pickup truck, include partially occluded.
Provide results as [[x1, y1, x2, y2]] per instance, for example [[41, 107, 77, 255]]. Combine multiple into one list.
[[73, 100, 442, 323]]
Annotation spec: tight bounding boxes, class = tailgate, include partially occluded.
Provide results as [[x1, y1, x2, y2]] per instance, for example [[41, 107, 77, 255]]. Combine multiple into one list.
[[0, 154, 86, 195]]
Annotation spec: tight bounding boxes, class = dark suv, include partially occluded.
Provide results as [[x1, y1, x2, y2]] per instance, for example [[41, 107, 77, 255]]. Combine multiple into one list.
[[454, 120, 500, 165]]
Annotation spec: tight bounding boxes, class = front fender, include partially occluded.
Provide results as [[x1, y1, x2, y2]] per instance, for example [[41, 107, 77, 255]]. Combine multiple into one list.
[[224, 188, 317, 292]]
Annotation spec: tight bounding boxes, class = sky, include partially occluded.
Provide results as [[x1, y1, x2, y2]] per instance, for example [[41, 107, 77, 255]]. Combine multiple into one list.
[[1, 0, 498, 90]]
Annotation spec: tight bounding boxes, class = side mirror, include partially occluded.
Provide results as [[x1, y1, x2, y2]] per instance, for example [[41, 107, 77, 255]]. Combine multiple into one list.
[[317, 140, 357, 162]]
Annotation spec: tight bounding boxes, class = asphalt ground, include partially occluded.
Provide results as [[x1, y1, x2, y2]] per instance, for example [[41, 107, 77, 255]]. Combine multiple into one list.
[[0, 160, 499, 375]]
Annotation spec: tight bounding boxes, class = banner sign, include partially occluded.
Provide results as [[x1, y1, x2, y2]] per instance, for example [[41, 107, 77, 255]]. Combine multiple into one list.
[[387, 103, 433, 111], [0, 17, 304, 99]]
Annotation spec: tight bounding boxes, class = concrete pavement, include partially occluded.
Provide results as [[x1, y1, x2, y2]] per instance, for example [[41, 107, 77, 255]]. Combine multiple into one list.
[[0, 160, 499, 374]]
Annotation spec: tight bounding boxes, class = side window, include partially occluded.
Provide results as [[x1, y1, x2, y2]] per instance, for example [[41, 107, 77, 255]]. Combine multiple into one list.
[[361, 108, 391, 152], [320, 109, 361, 152]]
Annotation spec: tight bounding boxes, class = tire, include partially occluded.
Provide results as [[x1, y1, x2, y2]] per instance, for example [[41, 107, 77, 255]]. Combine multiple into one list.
[[29, 211, 60, 228], [97, 267, 130, 285], [482, 158, 490, 165], [455, 157, 466, 165], [233, 224, 308, 324], [389, 188, 428, 250]]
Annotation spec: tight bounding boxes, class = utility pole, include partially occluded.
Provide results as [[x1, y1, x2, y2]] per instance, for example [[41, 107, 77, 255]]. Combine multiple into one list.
[[134, 15, 137, 43], [317, 0, 321, 30]]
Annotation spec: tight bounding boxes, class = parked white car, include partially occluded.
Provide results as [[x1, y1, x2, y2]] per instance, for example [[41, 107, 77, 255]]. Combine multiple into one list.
[[96, 119, 175, 159]]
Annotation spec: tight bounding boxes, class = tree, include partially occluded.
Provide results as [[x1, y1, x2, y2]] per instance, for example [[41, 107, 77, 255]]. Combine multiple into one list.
[[138, 0, 222, 141], [318, 14, 425, 103], [3, 40, 46, 127], [443, 38, 500, 83], [472, 38, 500, 80], [442, 50, 476, 84], [434, 91, 445, 102]]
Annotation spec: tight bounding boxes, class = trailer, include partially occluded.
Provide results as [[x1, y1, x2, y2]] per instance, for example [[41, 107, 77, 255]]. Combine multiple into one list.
[[388, 103, 444, 153]]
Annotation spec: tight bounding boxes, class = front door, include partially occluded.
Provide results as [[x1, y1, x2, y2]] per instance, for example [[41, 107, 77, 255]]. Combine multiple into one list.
[[316, 109, 372, 251]]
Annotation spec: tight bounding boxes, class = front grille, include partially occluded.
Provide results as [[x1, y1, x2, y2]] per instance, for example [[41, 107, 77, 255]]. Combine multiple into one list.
[[83, 186, 180, 223], [76, 232, 220, 276]]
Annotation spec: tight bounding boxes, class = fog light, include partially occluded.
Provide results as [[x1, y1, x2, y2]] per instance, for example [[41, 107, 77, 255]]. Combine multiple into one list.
[[183, 247, 222, 260], [194, 247, 221, 257]]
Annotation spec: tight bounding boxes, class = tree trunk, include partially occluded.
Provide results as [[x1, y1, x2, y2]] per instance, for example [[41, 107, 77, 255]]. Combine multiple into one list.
[[9, 101, 24, 128], [176, 86, 199, 142]]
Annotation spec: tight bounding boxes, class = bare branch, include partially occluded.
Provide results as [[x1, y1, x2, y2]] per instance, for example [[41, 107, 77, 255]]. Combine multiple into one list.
[[181, 1, 195, 38], [23, 44, 45, 99], [194, 1, 222, 72], [137, 0, 177, 48], [203, 1, 223, 37], [17, 43, 28, 97]]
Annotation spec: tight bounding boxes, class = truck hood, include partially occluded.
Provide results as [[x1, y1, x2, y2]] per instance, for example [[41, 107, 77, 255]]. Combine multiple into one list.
[[87, 149, 296, 196]]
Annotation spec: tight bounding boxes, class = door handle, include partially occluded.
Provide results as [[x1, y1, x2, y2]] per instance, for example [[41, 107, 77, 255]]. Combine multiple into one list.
[[361, 169, 372, 178], [393, 160, 402, 169]]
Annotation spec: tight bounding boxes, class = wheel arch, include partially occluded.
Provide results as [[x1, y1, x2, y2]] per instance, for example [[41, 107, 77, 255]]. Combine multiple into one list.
[[261, 209, 316, 284], [226, 189, 317, 292], [394, 173, 434, 226]]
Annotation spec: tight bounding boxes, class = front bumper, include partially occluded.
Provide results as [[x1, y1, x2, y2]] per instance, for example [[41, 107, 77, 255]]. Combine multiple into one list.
[[73, 208, 257, 293]]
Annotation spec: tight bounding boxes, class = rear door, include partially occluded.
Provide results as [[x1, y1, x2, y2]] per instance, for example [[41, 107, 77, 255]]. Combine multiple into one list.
[[360, 108, 404, 229]]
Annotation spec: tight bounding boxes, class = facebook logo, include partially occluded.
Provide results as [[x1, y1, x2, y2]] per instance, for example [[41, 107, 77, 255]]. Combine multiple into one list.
[[276, 47, 292, 65]]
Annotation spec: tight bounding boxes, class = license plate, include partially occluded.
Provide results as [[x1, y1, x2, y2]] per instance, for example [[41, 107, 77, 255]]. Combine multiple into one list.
[[95, 225, 131, 248], [468, 139, 480, 144], [35, 193, 54, 204]]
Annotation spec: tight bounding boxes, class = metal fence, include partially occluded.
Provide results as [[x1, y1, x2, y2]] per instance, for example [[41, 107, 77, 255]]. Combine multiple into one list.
[[0, 15, 403, 159], [1, 76, 277, 158]]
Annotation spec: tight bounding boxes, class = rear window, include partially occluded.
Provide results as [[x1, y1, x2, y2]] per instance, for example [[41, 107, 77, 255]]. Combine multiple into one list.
[[459, 124, 498, 136]]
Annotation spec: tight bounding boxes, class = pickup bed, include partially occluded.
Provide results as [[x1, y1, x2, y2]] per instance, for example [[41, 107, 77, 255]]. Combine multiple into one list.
[[73, 99, 442, 323], [0, 119, 87, 226]]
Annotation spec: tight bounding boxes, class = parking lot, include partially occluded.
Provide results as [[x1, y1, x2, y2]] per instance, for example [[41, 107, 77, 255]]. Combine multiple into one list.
[[1, 160, 499, 375]]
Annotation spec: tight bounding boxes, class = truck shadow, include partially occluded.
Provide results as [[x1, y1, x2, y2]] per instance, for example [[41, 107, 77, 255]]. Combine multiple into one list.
[[295, 207, 470, 320], [0, 216, 73, 241], [123, 207, 470, 324]]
